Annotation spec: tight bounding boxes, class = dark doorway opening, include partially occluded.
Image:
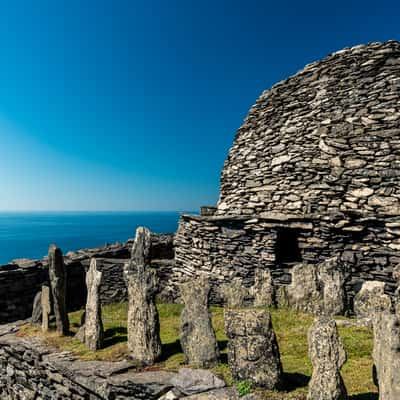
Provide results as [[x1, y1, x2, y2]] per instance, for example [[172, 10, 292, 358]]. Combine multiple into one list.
[[275, 229, 302, 264]]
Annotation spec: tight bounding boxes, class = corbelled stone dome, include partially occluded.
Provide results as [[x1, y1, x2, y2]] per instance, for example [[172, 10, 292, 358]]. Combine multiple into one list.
[[217, 41, 400, 218]]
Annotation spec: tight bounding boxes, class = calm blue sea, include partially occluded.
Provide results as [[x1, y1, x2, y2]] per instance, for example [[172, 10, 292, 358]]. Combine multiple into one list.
[[0, 212, 184, 265]]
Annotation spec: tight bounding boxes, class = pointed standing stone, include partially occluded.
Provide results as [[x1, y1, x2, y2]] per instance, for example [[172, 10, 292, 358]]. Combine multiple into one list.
[[84, 258, 104, 351], [48, 244, 69, 335], [180, 275, 219, 367], [41, 285, 51, 333], [307, 318, 347, 400], [253, 268, 274, 307], [225, 308, 283, 389], [126, 227, 162, 366]]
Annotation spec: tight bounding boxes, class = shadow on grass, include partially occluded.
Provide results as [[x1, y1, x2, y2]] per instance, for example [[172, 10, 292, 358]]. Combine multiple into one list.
[[282, 372, 310, 390], [160, 340, 183, 361], [349, 394, 378, 400], [103, 327, 127, 347]]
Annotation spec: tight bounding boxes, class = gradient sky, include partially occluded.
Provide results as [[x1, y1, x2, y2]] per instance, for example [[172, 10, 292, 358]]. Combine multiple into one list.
[[0, 0, 399, 211]]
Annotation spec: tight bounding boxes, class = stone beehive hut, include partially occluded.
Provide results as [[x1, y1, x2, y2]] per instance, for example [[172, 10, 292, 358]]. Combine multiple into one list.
[[175, 41, 400, 307]]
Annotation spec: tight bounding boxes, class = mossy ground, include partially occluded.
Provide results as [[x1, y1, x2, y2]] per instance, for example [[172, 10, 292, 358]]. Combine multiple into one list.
[[19, 303, 377, 399]]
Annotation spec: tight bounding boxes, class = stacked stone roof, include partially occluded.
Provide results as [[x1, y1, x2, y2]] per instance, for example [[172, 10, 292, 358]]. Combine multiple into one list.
[[217, 41, 400, 219]]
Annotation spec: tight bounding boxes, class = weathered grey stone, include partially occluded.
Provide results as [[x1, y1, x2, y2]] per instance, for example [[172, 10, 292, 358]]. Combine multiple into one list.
[[31, 291, 42, 325], [126, 227, 162, 366], [41, 285, 51, 333], [222, 278, 248, 308], [184, 388, 239, 399], [372, 311, 400, 399], [48, 244, 69, 335], [170, 368, 225, 396], [354, 281, 392, 320], [83, 258, 104, 351], [180, 275, 219, 367], [275, 285, 289, 308], [287, 264, 323, 314], [174, 41, 400, 316], [253, 268, 274, 307], [307, 317, 347, 400], [225, 308, 282, 389], [318, 257, 346, 316]]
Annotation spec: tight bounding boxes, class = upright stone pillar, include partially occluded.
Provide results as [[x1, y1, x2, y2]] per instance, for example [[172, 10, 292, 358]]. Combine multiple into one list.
[[84, 258, 104, 351], [222, 278, 248, 308], [318, 256, 346, 316], [392, 265, 400, 316], [126, 227, 162, 366], [48, 244, 69, 335], [287, 263, 323, 314], [307, 318, 347, 400], [354, 281, 391, 322], [31, 290, 42, 325], [225, 309, 283, 389], [253, 268, 274, 307], [373, 311, 400, 399], [41, 285, 51, 333], [180, 275, 219, 367]]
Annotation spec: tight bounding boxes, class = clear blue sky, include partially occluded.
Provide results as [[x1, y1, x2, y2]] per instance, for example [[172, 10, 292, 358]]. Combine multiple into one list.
[[0, 0, 398, 211]]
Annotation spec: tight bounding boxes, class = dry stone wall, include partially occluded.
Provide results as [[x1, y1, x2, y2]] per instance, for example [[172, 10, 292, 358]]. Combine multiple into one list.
[[175, 41, 400, 311], [217, 41, 400, 220], [0, 234, 175, 323]]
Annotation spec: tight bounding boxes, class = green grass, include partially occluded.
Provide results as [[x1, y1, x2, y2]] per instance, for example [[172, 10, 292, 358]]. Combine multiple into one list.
[[19, 303, 377, 399]]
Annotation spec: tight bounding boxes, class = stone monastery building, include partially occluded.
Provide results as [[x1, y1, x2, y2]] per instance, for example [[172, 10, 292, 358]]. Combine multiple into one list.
[[175, 41, 400, 306]]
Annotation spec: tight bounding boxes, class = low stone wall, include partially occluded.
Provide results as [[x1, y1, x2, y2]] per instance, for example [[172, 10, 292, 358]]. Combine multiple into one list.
[[0, 323, 176, 399], [174, 213, 398, 308], [0, 234, 175, 324]]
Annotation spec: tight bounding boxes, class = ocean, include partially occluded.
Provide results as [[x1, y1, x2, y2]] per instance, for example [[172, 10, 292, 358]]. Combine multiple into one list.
[[0, 211, 184, 265]]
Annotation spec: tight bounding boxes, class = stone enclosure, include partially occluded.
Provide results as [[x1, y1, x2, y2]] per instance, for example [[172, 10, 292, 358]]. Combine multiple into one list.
[[1, 40, 400, 399], [175, 40, 400, 312]]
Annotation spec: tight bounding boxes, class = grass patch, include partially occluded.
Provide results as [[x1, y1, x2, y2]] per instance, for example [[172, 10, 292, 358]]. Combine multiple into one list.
[[19, 303, 377, 399]]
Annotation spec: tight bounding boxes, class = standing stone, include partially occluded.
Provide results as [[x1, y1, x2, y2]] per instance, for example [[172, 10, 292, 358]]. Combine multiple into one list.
[[354, 281, 391, 321], [253, 268, 274, 307], [31, 291, 42, 325], [392, 265, 400, 316], [287, 263, 323, 314], [126, 227, 162, 366], [372, 311, 400, 399], [225, 308, 283, 389], [275, 285, 290, 308], [318, 257, 346, 316], [48, 244, 69, 335], [222, 278, 248, 308], [41, 285, 51, 333], [84, 258, 104, 351], [307, 317, 347, 400], [180, 275, 219, 367]]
